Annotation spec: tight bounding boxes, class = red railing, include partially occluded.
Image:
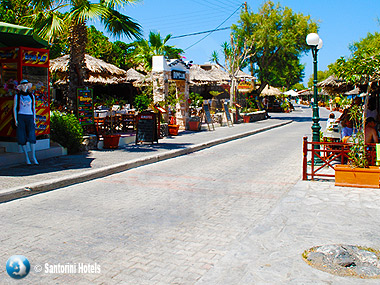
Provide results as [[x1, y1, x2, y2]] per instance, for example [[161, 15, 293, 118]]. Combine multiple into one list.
[[302, 137, 376, 180]]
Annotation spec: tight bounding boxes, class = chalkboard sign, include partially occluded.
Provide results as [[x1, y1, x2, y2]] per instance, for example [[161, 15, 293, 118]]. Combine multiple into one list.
[[135, 111, 158, 144], [223, 102, 233, 127], [202, 101, 214, 131], [77, 88, 94, 125]]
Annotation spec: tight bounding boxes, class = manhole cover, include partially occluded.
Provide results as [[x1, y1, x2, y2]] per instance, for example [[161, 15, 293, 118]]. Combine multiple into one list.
[[303, 244, 380, 278]]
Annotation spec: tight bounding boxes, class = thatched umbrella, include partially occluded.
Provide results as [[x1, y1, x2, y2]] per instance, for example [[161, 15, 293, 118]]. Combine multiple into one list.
[[126, 68, 145, 82], [343, 87, 360, 96], [259, 85, 282, 96], [235, 70, 255, 80], [50, 54, 129, 85], [316, 75, 353, 95]]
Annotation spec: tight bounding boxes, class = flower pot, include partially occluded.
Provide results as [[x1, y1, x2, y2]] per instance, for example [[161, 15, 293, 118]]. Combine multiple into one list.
[[189, 121, 200, 131], [168, 124, 179, 136], [243, 115, 251, 123], [103, 134, 120, 149], [335, 164, 380, 188]]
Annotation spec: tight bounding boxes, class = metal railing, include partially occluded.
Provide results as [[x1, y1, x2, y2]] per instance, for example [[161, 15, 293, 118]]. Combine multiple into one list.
[[302, 137, 376, 180]]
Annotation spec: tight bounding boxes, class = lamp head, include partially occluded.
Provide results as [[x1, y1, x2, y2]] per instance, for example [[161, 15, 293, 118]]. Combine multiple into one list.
[[317, 38, 323, 50], [306, 33, 320, 46]]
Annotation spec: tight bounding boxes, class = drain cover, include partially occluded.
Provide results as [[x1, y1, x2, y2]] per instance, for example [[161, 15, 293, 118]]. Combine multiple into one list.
[[303, 244, 380, 278]]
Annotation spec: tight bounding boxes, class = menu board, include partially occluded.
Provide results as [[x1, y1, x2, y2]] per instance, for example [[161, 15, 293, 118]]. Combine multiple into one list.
[[136, 111, 158, 144], [202, 101, 214, 130], [77, 88, 93, 125], [223, 102, 233, 126]]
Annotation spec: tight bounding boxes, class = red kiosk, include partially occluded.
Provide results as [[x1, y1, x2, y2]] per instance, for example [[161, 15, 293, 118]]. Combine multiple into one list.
[[0, 23, 50, 152]]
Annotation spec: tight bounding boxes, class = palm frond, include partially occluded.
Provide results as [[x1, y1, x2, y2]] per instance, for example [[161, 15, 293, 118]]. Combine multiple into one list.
[[31, 11, 66, 42], [100, 0, 140, 9], [101, 8, 142, 40], [69, 2, 106, 24]]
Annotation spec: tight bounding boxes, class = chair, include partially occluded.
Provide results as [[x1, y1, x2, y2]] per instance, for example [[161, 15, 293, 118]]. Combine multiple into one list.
[[122, 114, 136, 131], [94, 117, 106, 138]]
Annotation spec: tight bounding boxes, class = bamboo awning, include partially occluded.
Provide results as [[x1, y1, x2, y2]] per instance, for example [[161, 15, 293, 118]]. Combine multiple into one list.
[[189, 65, 219, 85]]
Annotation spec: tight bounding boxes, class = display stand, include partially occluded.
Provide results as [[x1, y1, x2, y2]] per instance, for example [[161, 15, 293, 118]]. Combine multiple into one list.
[[153, 105, 167, 138], [202, 101, 214, 131], [0, 46, 50, 152], [135, 111, 159, 144], [223, 101, 233, 127]]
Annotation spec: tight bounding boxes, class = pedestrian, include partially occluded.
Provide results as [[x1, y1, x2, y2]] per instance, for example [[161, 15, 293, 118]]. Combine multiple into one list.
[[13, 79, 38, 165], [365, 117, 379, 144]]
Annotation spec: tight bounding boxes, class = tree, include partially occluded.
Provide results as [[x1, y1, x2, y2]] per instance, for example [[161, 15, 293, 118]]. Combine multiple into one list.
[[130, 31, 184, 73], [210, 35, 254, 103], [232, 1, 318, 94], [329, 31, 380, 90], [292, 83, 305, 91], [30, 0, 142, 108], [86, 25, 114, 61], [307, 70, 332, 88], [0, 0, 33, 25]]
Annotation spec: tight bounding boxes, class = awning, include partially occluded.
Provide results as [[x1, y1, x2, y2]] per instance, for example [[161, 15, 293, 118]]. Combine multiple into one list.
[[0, 21, 48, 48]]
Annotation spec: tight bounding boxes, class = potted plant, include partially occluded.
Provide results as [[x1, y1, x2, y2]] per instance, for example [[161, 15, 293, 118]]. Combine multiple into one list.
[[335, 104, 380, 188], [166, 85, 180, 135], [188, 92, 203, 131], [102, 97, 121, 149]]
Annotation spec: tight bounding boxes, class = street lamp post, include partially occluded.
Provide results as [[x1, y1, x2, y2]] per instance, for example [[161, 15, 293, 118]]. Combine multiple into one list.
[[306, 33, 323, 144]]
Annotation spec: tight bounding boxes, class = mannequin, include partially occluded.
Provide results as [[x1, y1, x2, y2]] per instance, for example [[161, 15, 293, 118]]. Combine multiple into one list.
[[13, 79, 38, 165]]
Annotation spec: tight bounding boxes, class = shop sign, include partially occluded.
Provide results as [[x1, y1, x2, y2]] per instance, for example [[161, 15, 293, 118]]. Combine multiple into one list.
[[237, 82, 253, 93], [77, 88, 94, 125], [23, 51, 49, 65], [0, 49, 18, 60], [171, 70, 186, 81]]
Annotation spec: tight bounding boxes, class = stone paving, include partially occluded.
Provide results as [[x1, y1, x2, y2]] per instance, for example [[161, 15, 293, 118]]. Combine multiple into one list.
[[0, 114, 304, 284], [198, 180, 380, 284], [1, 106, 380, 284]]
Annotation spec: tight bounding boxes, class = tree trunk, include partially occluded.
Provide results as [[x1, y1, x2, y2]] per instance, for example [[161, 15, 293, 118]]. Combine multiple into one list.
[[68, 21, 87, 111], [230, 77, 237, 103]]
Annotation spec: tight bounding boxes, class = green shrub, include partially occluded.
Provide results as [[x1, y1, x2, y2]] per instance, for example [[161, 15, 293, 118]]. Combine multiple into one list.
[[50, 111, 83, 154], [134, 93, 152, 112]]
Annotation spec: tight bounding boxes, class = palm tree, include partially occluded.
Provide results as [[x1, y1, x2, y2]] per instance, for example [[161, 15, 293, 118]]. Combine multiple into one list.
[[30, 0, 142, 107], [131, 31, 184, 73]]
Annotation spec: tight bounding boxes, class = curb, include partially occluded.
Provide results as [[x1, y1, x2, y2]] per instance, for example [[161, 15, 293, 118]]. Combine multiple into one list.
[[0, 120, 292, 203]]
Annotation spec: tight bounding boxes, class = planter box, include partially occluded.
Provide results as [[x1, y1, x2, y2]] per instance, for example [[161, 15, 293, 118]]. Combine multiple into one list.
[[335, 164, 380, 188], [188, 121, 200, 131], [243, 115, 251, 123], [103, 134, 120, 149], [168, 124, 179, 136]]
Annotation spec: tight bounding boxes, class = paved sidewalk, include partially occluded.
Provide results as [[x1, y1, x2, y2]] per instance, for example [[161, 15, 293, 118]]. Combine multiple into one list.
[[197, 180, 380, 284], [0, 118, 291, 203]]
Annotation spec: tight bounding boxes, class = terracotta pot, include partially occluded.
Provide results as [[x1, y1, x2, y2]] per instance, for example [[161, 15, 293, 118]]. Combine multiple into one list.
[[335, 164, 380, 188], [168, 124, 179, 136], [103, 134, 120, 149], [188, 121, 200, 131], [243, 115, 251, 123]]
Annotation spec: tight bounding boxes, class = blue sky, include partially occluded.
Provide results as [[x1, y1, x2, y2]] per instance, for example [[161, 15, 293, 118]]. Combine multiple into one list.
[[102, 0, 379, 86]]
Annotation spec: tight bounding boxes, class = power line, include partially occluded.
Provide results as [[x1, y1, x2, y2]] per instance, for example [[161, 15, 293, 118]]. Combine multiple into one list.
[[171, 27, 230, 39], [184, 3, 243, 51]]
